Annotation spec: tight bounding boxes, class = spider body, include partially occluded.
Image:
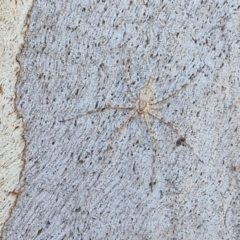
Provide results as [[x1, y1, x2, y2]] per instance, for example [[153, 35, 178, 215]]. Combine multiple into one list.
[[136, 76, 154, 114], [61, 62, 203, 191]]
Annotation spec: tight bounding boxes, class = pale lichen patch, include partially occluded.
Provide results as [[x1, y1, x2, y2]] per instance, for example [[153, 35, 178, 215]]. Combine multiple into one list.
[[0, 0, 33, 237]]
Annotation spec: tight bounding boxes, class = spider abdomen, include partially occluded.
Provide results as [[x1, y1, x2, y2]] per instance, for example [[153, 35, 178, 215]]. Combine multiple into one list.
[[137, 99, 149, 113]]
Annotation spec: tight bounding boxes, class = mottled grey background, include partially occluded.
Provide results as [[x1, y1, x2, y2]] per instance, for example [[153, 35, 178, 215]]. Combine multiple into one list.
[[3, 1, 240, 239]]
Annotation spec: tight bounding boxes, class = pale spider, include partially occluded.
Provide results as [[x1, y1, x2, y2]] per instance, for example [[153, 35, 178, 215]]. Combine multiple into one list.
[[61, 62, 203, 191]]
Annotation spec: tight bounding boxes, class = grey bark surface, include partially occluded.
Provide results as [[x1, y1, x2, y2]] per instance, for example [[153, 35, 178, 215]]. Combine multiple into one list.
[[3, 1, 240, 239]]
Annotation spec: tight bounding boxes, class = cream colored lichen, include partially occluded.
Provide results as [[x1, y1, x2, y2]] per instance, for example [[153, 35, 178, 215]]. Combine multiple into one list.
[[0, 0, 33, 236]]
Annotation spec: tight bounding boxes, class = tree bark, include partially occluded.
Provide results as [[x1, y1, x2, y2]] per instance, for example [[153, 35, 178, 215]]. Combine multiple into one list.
[[3, 1, 240, 239], [0, 1, 33, 238]]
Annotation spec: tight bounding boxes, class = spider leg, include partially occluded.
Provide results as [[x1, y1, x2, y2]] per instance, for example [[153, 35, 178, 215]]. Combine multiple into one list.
[[151, 66, 204, 105], [103, 110, 137, 156], [151, 79, 193, 105], [122, 60, 137, 99], [145, 74, 154, 87], [144, 113, 157, 192], [60, 104, 134, 122], [149, 110, 203, 163], [150, 105, 164, 111]]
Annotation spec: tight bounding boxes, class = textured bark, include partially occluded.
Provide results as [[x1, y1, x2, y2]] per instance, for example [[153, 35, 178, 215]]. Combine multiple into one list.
[[3, 1, 240, 239], [0, 1, 33, 237]]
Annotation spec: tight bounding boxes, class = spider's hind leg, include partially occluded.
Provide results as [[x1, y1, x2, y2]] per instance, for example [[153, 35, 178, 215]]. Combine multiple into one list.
[[103, 110, 137, 157], [144, 113, 158, 192], [149, 110, 203, 163]]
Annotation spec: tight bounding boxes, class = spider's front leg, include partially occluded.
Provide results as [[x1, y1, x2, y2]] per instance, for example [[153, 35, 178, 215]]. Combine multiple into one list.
[[59, 104, 134, 122], [151, 65, 204, 105], [122, 60, 137, 100], [151, 79, 193, 105]]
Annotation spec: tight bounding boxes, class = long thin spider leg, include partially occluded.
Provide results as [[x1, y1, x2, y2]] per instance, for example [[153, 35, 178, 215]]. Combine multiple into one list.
[[149, 110, 203, 163], [122, 60, 137, 99], [103, 110, 137, 156], [151, 66, 204, 105], [150, 105, 165, 111], [144, 113, 157, 192], [151, 79, 192, 105], [60, 104, 134, 122], [145, 74, 154, 87]]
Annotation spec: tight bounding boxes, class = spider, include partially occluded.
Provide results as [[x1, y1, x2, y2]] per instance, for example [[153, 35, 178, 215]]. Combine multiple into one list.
[[61, 62, 203, 191]]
